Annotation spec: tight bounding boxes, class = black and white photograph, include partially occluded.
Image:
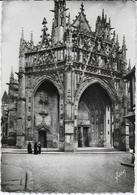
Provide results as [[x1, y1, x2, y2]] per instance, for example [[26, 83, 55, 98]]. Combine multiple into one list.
[[1, 0, 136, 193]]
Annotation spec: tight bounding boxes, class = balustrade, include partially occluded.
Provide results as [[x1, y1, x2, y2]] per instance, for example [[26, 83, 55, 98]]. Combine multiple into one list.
[[25, 61, 64, 74], [25, 58, 121, 79]]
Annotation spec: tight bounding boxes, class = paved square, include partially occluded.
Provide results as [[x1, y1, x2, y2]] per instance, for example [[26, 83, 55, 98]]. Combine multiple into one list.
[[1, 152, 134, 193]]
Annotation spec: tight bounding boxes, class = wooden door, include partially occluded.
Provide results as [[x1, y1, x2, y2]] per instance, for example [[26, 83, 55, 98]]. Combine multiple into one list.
[[39, 131, 47, 148], [78, 127, 82, 147], [83, 127, 89, 147]]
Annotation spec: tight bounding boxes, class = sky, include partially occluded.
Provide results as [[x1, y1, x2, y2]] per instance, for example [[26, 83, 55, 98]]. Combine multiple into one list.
[[1, 0, 136, 95]]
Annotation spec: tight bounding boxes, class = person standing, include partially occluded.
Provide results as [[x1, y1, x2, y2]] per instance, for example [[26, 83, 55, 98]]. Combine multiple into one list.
[[34, 142, 38, 155], [38, 142, 41, 154], [27, 142, 32, 154]]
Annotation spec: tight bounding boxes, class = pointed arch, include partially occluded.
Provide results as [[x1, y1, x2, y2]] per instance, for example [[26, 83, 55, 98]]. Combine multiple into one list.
[[75, 77, 118, 109]]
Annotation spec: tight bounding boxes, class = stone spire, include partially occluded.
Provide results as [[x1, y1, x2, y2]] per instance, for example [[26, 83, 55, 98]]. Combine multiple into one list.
[[102, 9, 104, 20], [30, 31, 33, 44], [116, 34, 119, 47], [10, 67, 14, 83], [66, 13, 72, 62], [122, 35, 127, 61], [80, 3, 85, 12], [109, 17, 111, 26], [122, 35, 126, 47], [40, 17, 50, 48], [105, 14, 107, 22], [30, 31, 34, 49], [95, 15, 101, 32], [51, 19, 55, 45], [7, 67, 15, 101], [51, 0, 67, 43], [112, 30, 115, 42], [19, 27, 25, 57], [21, 27, 24, 40], [54, 0, 67, 27]]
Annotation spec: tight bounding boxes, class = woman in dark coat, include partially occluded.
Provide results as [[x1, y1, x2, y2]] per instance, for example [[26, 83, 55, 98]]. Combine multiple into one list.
[[38, 142, 41, 154], [34, 142, 38, 155], [27, 142, 32, 154]]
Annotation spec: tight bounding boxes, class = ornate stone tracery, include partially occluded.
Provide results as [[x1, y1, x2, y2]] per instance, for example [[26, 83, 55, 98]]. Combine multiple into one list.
[[3, 0, 131, 152]]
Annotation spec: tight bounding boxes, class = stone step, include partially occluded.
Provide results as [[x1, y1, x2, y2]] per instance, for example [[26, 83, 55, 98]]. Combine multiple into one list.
[[76, 147, 125, 153], [1, 147, 128, 154]]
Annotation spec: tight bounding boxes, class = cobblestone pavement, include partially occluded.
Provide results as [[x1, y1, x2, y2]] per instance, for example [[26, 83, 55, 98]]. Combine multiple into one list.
[[1, 152, 135, 193]]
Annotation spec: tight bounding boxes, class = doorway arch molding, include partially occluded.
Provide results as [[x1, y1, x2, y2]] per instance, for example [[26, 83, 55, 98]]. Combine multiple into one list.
[[74, 77, 118, 114], [36, 123, 50, 132], [32, 74, 63, 97], [74, 77, 117, 148], [31, 74, 64, 125]]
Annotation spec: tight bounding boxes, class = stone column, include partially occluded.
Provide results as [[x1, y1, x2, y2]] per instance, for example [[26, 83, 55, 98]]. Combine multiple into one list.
[[125, 123, 129, 151], [105, 105, 111, 148], [103, 113, 106, 146], [81, 126, 84, 147], [59, 94, 65, 151], [16, 56, 26, 148], [64, 71, 75, 151], [111, 114, 114, 147]]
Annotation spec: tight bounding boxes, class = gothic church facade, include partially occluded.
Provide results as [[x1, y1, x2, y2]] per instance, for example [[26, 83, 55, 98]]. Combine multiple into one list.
[[2, 0, 133, 151]]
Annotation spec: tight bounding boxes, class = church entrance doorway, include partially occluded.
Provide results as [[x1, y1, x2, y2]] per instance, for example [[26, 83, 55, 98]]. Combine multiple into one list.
[[77, 83, 112, 148], [39, 131, 47, 148], [78, 126, 89, 147], [78, 127, 82, 147], [34, 80, 59, 148], [83, 127, 89, 147]]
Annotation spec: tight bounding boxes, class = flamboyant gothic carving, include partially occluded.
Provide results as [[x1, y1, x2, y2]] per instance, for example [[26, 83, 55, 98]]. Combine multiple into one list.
[[2, 0, 133, 152]]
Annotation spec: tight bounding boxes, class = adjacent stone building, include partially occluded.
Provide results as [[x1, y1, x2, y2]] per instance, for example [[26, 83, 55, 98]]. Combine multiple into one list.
[[123, 66, 135, 152], [1, 0, 134, 151]]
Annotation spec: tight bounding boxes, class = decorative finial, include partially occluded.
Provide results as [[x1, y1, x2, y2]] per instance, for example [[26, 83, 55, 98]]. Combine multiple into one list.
[[10, 67, 14, 82], [105, 14, 107, 21], [40, 17, 50, 48], [42, 17, 47, 26], [97, 16, 100, 21], [80, 3, 84, 12], [30, 31, 33, 43], [102, 9, 104, 19], [116, 34, 119, 45], [21, 27, 24, 39], [41, 17, 48, 32], [11, 66, 13, 75], [123, 35, 125, 45], [109, 17, 111, 25], [51, 19, 55, 42]]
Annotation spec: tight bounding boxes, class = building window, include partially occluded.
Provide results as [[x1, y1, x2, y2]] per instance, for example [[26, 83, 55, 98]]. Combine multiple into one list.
[[29, 107, 31, 112], [108, 120, 109, 124], [29, 97, 31, 102]]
